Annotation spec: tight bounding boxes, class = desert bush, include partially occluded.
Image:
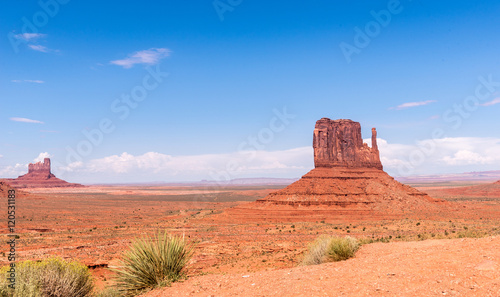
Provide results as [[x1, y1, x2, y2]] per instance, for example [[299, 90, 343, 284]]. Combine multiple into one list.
[[302, 236, 359, 266], [301, 235, 331, 266], [0, 258, 94, 297], [326, 236, 359, 262], [94, 287, 122, 297], [113, 231, 193, 296]]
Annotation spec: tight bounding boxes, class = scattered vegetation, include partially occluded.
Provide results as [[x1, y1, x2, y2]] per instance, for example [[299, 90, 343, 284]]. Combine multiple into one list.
[[0, 258, 94, 297], [301, 236, 359, 266], [112, 231, 193, 296]]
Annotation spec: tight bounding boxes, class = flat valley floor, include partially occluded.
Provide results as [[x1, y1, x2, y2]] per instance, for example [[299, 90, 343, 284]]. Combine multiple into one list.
[[1, 182, 499, 295]]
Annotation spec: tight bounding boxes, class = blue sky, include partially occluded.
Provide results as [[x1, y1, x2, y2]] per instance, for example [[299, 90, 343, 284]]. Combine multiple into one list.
[[1, 0, 500, 183]]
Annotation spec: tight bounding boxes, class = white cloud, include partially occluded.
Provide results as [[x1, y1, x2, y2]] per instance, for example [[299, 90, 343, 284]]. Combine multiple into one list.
[[14, 33, 46, 41], [10, 117, 44, 124], [28, 44, 49, 52], [0, 163, 27, 178], [56, 147, 313, 183], [390, 100, 437, 110], [481, 97, 500, 107], [372, 137, 500, 176], [110, 48, 171, 68], [11, 79, 44, 84], [33, 152, 52, 163], [30, 137, 500, 183]]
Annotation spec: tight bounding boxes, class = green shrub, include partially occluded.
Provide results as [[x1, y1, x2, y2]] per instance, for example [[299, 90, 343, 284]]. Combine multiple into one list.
[[113, 231, 193, 296], [302, 236, 359, 266], [0, 258, 94, 297], [326, 236, 359, 262]]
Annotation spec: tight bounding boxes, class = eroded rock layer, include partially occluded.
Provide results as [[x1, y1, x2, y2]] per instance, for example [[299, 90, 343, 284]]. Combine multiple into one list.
[[313, 118, 382, 169]]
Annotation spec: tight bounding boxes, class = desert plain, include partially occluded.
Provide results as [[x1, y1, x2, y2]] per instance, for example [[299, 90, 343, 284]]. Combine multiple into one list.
[[1, 179, 499, 296]]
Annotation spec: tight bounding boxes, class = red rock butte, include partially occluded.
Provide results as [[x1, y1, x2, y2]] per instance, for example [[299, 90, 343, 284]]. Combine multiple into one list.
[[2, 158, 84, 188], [225, 118, 448, 221]]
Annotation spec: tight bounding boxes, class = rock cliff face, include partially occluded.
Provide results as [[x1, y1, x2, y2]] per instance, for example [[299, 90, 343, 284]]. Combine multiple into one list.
[[28, 158, 51, 174], [313, 118, 382, 169], [2, 158, 83, 188], [229, 118, 447, 220], [20, 158, 55, 180]]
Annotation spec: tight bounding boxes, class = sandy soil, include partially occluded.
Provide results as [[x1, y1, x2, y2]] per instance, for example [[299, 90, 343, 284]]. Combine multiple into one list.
[[1, 183, 499, 294], [144, 236, 500, 297]]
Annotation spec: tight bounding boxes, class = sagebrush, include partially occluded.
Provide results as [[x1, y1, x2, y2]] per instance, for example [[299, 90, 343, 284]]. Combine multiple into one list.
[[0, 258, 94, 297]]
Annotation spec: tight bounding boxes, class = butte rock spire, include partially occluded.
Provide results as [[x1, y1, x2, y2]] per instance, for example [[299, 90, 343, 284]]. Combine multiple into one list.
[[2, 158, 83, 188], [226, 118, 447, 221]]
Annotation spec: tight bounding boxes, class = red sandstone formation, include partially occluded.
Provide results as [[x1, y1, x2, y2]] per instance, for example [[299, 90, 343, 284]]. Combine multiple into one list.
[[313, 119, 382, 170], [2, 158, 84, 188], [228, 118, 447, 220]]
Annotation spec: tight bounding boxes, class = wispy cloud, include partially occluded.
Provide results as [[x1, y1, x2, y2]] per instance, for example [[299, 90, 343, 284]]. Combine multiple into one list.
[[390, 100, 437, 110], [14, 33, 46, 41], [480, 97, 500, 107], [11, 79, 45, 84], [110, 48, 171, 68], [10, 117, 44, 124], [28, 44, 50, 53]]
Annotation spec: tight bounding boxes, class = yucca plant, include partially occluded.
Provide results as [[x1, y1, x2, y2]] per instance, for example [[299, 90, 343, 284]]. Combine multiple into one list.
[[113, 231, 193, 296]]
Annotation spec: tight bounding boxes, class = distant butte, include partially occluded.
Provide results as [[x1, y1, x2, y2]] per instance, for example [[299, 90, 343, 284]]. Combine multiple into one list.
[[226, 118, 448, 221], [2, 158, 84, 189]]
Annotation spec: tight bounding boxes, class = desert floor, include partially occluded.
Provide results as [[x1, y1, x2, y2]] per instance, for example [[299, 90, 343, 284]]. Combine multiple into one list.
[[1, 182, 499, 295]]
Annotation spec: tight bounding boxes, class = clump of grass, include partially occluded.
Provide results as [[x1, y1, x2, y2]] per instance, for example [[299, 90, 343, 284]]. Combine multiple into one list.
[[326, 236, 359, 262], [0, 257, 94, 297], [113, 231, 193, 296], [94, 287, 122, 297], [301, 236, 359, 266], [301, 235, 331, 265]]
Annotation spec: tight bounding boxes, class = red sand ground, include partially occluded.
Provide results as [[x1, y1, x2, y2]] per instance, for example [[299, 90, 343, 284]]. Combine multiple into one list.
[[1, 182, 499, 295], [144, 236, 500, 297]]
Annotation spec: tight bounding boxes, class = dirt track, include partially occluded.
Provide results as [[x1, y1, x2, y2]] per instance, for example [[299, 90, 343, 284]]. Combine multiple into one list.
[[145, 236, 500, 297]]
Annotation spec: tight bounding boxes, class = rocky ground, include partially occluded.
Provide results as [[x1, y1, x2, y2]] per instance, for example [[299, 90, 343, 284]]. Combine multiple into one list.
[[144, 236, 500, 297], [0, 183, 499, 295]]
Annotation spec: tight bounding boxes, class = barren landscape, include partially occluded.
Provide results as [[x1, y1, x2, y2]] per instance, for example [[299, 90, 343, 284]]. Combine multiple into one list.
[[1, 178, 500, 295], [4, 1, 500, 295]]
